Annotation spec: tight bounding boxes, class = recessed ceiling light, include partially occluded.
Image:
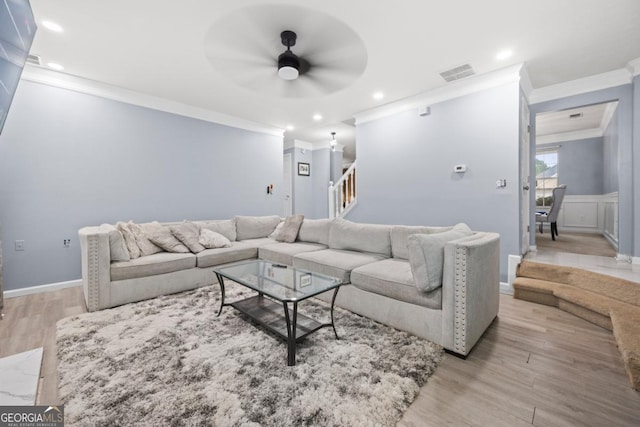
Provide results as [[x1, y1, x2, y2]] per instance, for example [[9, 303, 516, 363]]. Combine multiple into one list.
[[313, 114, 322, 121], [42, 20, 64, 33], [496, 50, 512, 61], [373, 92, 384, 100], [286, 125, 294, 131], [47, 62, 64, 71]]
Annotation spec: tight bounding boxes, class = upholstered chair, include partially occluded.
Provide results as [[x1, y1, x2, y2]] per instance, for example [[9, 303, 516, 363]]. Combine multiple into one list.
[[536, 184, 567, 241]]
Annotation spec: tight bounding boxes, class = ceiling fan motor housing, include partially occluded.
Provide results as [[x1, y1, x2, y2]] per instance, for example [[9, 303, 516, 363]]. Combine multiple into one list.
[[278, 30, 300, 80]]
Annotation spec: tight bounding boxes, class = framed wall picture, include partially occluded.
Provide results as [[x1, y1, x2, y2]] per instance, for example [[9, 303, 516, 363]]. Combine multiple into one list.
[[298, 162, 310, 176]]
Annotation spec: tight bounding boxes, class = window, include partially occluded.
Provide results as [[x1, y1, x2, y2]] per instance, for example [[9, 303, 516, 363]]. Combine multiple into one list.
[[535, 149, 558, 207]]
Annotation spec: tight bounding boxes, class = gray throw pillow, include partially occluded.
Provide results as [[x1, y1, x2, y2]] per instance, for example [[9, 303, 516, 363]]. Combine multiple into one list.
[[199, 229, 231, 249], [100, 224, 130, 262], [171, 221, 205, 253], [407, 223, 473, 292], [276, 215, 304, 243], [148, 226, 190, 253]]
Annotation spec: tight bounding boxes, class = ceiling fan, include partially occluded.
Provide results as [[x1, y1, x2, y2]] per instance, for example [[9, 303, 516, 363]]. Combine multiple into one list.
[[203, 4, 368, 98], [277, 30, 309, 81]]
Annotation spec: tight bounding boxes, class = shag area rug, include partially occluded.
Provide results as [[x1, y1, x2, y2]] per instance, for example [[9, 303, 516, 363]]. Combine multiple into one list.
[[57, 284, 443, 426]]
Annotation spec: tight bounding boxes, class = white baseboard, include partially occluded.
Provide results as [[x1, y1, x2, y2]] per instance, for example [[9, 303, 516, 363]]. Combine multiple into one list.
[[3, 279, 82, 299], [633, 257, 640, 265], [499, 282, 513, 295], [615, 254, 632, 263]]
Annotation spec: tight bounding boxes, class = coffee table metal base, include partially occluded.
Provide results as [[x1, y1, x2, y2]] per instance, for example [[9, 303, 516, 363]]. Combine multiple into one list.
[[215, 272, 340, 366]]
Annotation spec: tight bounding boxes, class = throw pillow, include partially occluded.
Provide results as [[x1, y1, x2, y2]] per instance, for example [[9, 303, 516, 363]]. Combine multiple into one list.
[[407, 223, 473, 292], [276, 214, 304, 243], [148, 226, 190, 253], [269, 221, 284, 239], [171, 221, 205, 253], [116, 221, 141, 259], [199, 229, 232, 249], [129, 221, 163, 257], [99, 224, 130, 262]]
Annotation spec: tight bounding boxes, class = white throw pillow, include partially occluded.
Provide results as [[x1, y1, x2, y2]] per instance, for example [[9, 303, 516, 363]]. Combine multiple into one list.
[[199, 229, 232, 249], [129, 221, 163, 257], [116, 221, 141, 259], [407, 223, 473, 292]]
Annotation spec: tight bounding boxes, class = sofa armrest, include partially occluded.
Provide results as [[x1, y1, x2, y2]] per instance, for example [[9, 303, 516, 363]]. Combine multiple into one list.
[[441, 232, 500, 355], [78, 226, 112, 312]]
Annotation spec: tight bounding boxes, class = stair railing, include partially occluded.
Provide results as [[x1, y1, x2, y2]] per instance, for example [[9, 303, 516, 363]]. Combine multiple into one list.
[[328, 161, 356, 218]]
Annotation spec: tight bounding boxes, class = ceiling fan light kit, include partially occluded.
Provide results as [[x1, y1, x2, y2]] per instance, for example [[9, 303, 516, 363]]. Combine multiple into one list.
[[278, 30, 300, 80]]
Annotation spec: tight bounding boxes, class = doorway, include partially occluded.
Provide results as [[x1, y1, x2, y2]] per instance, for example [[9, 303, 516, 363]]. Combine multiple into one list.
[[532, 100, 619, 257]]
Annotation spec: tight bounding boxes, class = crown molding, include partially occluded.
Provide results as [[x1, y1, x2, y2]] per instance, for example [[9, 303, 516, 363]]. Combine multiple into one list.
[[353, 63, 524, 125], [529, 68, 632, 105], [627, 57, 640, 77], [20, 65, 285, 138], [536, 128, 602, 145], [600, 100, 619, 131], [519, 64, 533, 102]]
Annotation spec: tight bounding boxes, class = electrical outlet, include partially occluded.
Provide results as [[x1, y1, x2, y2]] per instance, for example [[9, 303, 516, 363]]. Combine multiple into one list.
[[15, 240, 25, 251], [63, 239, 71, 247]]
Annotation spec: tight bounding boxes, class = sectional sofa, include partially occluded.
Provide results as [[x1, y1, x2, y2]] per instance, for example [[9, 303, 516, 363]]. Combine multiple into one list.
[[78, 215, 500, 356]]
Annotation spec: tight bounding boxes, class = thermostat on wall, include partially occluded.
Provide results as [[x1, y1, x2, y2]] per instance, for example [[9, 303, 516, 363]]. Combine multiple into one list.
[[454, 164, 467, 173]]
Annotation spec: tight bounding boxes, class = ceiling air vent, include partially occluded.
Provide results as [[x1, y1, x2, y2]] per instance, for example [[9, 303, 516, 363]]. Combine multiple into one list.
[[26, 54, 41, 66], [440, 64, 475, 82], [569, 112, 583, 119]]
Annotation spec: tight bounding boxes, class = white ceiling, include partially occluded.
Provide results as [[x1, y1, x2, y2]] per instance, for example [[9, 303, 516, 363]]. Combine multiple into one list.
[[28, 0, 640, 162], [535, 101, 619, 144]]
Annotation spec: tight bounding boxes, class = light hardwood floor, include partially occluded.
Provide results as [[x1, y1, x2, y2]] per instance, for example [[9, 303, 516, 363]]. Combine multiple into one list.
[[1, 287, 639, 426]]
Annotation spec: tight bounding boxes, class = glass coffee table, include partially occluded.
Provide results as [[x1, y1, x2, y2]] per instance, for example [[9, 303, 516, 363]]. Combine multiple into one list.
[[213, 260, 342, 366]]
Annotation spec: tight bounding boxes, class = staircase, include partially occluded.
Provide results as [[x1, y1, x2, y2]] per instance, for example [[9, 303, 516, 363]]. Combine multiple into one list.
[[328, 162, 356, 218]]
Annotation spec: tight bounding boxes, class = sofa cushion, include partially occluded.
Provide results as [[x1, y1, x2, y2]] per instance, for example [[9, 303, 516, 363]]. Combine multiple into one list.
[[110, 252, 196, 281], [148, 225, 190, 253], [276, 214, 304, 243], [391, 225, 453, 260], [408, 223, 473, 292], [195, 241, 259, 268], [235, 215, 281, 240], [116, 221, 141, 259], [297, 218, 332, 245], [99, 224, 130, 262], [196, 219, 237, 242], [328, 218, 392, 257], [351, 259, 442, 309], [293, 249, 387, 284], [259, 242, 327, 266], [171, 221, 205, 253], [199, 229, 231, 249]]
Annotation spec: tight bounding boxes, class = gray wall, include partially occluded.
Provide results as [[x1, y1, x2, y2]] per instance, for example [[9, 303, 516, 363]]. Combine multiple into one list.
[[634, 75, 640, 256], [530, 84, 634, 256], [539, 138, 604, 195], [287, 147, 313, 216], [311, 148, 330, 219], [603, 108, 619, 194], [348, 82, 521, 281], [0, 80, 283, 290]]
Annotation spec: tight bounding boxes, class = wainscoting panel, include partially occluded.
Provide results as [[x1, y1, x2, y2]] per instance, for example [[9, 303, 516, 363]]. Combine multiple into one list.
[[550, 193, 619, 247], [561, 201, 598, 228]]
